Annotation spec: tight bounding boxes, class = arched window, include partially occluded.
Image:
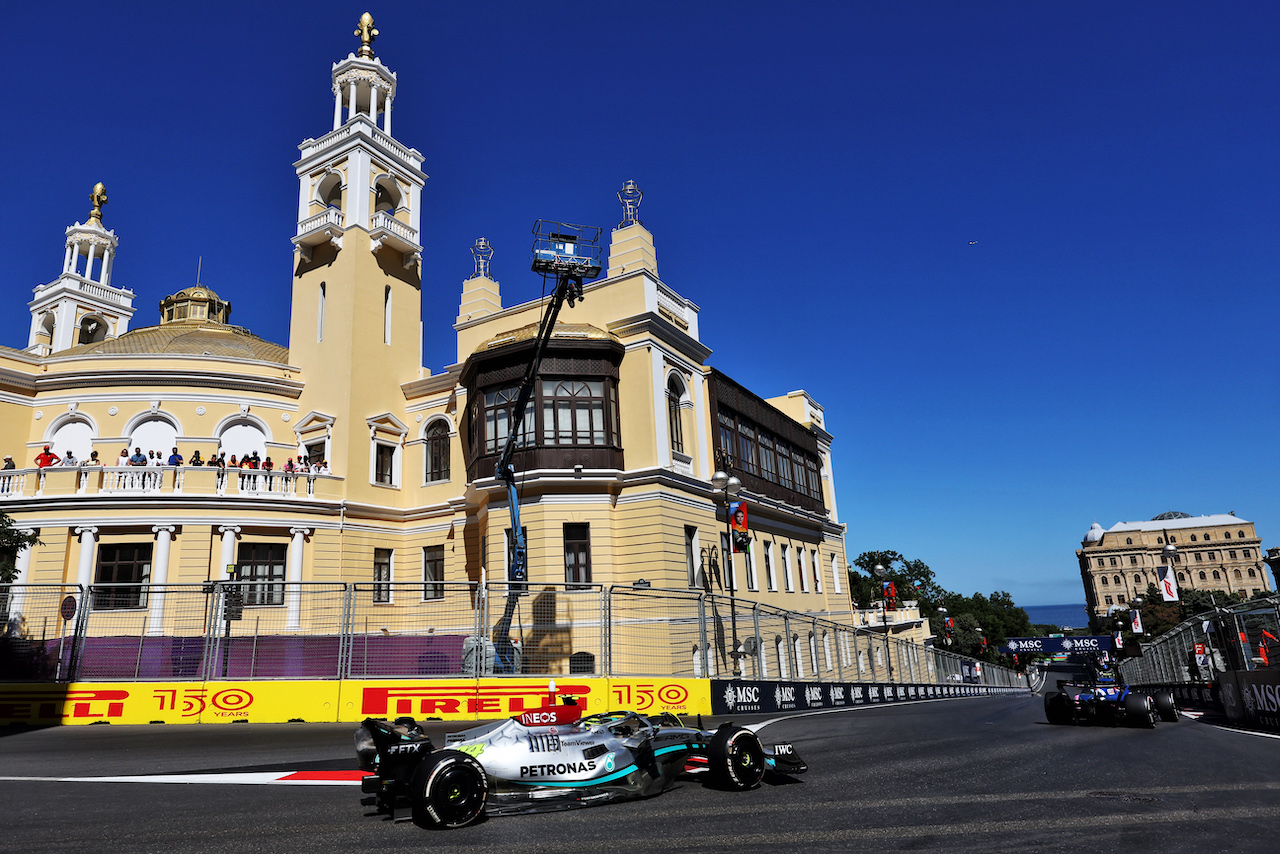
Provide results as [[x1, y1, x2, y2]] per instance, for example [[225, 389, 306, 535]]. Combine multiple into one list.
[[129, 416, 179, 458], [318, 172, 342, 210], [1248, 568, 1257, 578], [1238, 530, 1246, 538], [1134, 574, 1142, 585], [49, 415, 95, 461], [1126, 538, 1132, 545], [383, 285, 392, 345], [1177, 572, 1186, 582], [1212, 570, 1221, 580], [217, 417, 267, 460], [541, 380, 610, 446], [1199, 571, 1207, 581], [317, 282, 326, 342], [374, 176, 401, 214], [424, 421, 449, 482], [1191, 534, 1198, 541], [1113, 575, 1121, 585], [77, 315, 108, 345], [1234, 569, 1243, 579], [1224, 531, 1232, 539], [1100, 576, 1109, 586], [667, 375, 685, 453]]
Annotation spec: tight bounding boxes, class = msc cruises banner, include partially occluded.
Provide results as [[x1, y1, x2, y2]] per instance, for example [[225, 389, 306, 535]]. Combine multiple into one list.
[[1000, 636, 1114, 655], [709, 679, 1012, 716], [1218, 670, 1280, 735]]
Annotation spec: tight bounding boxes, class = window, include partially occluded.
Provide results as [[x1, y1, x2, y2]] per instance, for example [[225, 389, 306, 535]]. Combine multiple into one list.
[[237, 542, 286, 605], [564, 523, 591, 587], [1229, 550, 1238, 560], [383, 285, 392, 345], [745, 548, 758, 591], [798, 548, 809, 593], [1113, 575, 1120, 585], [776, 441, 794, 491], [1199, 571, 1207, 581], [1195, 552, 1203, 562], [1238, 530, 1246, 538], [542, 380, 610, 446], [1126, 538, 1132, 545], [1096, 558, 1104, 568], [1129, 556, 1138, 565], [317, 281, 325, 341], [759, 434, 777, 482], [812, 550, 822, 593], [1191, 535, 1197, 542], [1248, 568, 1257, 578], [1208, 551, 1216, 560], [306, 441, 326, 464], [1133, 573, 1142, 584], [721, 533, 733, 592], [423, 545, 444, 600], [1244, 549, 1253, 558], [1234, 569, 1243, 579], [373, 548, 392, 603], [1203, 532, 1211, 540], [764, 542, 776, 591], [737, 423, 757, 475], [1104, 595, 1113, 605], [374, 442, 397, 486], [781, 544, 793, 592], [1224, 531, 1232, 539], [667, 377, 684, 453], [1117, 594, 1126, 603], [1212, 570, 1221, 580], [718, 412, 734, 467], [1100, 575, 1109, 586], [1169, 536, 1177, 543], [424, 421, 450, 482], [685, 526, 699, 589], [483, 386, 535, 454], [93, 543, 153, 610], [1177, 572, 1186, 582], [1109, 557, 1117, 567]]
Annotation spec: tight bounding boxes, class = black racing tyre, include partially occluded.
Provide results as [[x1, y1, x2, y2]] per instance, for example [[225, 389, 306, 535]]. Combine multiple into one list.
[[1153, 690, 1178, 722], [707, 725, 766, 791], [409, 749, 488, 829], [1124, 693, 1157, 729], [1044, 692, 1072, 725]]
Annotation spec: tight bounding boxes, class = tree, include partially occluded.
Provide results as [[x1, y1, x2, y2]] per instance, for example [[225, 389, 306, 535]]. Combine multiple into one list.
[[0, 514, 39, 583]]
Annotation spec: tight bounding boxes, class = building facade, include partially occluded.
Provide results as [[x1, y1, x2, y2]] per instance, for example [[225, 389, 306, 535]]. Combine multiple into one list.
[[0, 18, 868, 678], [1077, 512, 1273, 625]]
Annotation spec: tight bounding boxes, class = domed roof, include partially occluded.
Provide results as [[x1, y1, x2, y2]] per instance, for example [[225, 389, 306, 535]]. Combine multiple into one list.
[[1151, 511, 1193, 521], [53, 323, 288, 364], [1083, 522, 1104, 543]]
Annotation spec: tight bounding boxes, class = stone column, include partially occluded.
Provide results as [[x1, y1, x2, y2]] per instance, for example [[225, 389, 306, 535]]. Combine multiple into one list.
[[84, 243, 97, 281], [63, 243, 74, 273], [332, 86, 343, 130], [383, 95, 391, 135], [287, 527, 310, 629], [347, 80, 357, 122], [218, 525, 240, 578], [74, 526, 98, 588], [5, 529, 37, 623], [147, 525, 176, 635]]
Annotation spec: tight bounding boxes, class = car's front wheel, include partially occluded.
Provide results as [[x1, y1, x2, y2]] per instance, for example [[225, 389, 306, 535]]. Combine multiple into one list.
[[708, 725, 765, 790], [410, 749, 488, 829], [1153, 690, 1179, 723], [1044, 692, 1072, 725]]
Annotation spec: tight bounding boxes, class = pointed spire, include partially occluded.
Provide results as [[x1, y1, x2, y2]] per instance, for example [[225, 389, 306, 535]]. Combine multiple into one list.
[[355, 12, 378, 59], [88, 182, 108, 226]]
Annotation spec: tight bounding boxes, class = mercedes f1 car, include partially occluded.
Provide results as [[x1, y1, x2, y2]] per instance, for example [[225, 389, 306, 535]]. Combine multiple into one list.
[[355, 693, 807, 828], [1044, 657, 1178, 728]]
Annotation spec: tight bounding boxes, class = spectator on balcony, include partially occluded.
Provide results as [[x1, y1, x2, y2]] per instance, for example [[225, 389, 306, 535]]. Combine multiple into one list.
[[262, 456, 274, 472], [61, 450, 78, 466], [118, 449, 130, 467], [168, 447, 184, 466], [148, 450, 163, 467], [129, 448, 147, 466], [283, 458, 296, 473], [3, 455, 14, 470], [249, 451, 262, 469], [228, 455, 238, 468], [190, 450, 204, 466], [316, 459, 331, 474], [35, 446, 60, 468], [83, 451, 102, 467]]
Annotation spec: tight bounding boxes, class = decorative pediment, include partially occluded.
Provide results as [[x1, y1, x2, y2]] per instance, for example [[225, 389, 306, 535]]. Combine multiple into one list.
[[294, 410, 336, 439], [366, 412, 408, 439]]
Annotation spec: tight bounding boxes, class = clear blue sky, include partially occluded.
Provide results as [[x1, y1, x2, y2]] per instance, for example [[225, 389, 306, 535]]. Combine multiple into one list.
[[5, 2, 1278, 607]]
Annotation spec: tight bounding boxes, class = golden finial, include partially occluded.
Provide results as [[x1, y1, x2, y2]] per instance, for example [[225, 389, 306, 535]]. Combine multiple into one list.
[[355, 12, 378, 59], [89, 182, 108, 225]]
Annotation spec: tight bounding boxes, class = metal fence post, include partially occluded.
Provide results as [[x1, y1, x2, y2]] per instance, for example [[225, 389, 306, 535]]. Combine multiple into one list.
[[697, 593, 709, 678]]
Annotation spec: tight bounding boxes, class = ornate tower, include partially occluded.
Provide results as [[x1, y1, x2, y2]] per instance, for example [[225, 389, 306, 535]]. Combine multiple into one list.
[[288, 14, 428, 484], [27, 183, 137, 355]]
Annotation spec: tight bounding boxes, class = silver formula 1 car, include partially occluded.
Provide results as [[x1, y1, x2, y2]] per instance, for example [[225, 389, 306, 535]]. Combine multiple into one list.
[[355, 696, 807, 828]]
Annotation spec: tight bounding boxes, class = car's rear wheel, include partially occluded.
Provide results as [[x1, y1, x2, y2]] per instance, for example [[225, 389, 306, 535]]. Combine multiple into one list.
[[1044, 692, 1072, 725], [410, 749, 488, 828], [1124, 693, 1157, 729], [708, 726, 765, 790], [1153, 690, 1179, 722]]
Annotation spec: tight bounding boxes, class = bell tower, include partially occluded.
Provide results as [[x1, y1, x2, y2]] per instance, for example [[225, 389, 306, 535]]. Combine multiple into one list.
[[288, 14, 428, 484], [27, 183, 137, 355]]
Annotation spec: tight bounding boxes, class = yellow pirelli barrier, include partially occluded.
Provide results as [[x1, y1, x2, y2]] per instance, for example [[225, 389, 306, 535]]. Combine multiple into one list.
[[0, 678, 712, 726]]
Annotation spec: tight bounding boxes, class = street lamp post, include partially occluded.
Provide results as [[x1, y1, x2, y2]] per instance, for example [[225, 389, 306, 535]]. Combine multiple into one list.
[[935, 605, 948, 683], [710, 466, 742, 674], [870, 563, 893, 684]]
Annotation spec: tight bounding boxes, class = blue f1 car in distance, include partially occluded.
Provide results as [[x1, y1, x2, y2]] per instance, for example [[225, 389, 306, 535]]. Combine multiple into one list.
[[1044, 654, 1178, 728]]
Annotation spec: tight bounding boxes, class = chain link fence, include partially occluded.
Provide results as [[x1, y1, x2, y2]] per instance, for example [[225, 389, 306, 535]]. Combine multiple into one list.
[[1119, 594, 1280, 685], [0, 581, 1026, 688]]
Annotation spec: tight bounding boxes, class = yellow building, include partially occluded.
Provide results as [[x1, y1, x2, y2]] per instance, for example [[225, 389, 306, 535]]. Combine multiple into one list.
[[0, 18, 857, 682], [1077, 512, 1272, 625]]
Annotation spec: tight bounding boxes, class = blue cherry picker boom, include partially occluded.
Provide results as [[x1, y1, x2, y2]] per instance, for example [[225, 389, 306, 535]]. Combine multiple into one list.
[[490, 221, 603, 673]]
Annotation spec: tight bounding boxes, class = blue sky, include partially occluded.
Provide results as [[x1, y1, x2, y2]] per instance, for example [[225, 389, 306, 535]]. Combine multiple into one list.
[[4, 2, 1278, 606]]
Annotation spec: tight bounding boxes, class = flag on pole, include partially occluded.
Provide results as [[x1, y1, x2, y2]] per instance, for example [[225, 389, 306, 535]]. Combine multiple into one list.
[[1130, 609, 1144, 635], [1156, 565, 1179, 602]]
